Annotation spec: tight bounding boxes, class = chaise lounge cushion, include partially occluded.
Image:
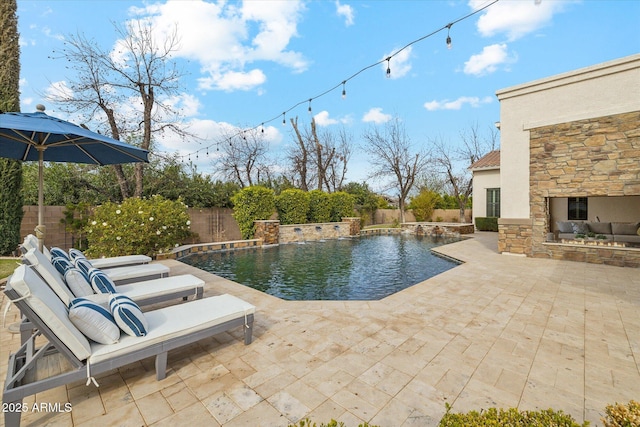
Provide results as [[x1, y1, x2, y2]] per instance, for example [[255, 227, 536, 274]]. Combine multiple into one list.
[[8, 265, 92, 360], [89, 294, 255, 365]]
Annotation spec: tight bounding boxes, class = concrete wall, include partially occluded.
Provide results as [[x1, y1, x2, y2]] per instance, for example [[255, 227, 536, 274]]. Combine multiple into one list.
[[471, 168, 500, 222]]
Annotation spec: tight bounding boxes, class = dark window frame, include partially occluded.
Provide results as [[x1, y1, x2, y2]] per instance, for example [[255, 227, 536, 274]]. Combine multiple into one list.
[[568, 197, 588, 220], [486, 188, 500, 218]]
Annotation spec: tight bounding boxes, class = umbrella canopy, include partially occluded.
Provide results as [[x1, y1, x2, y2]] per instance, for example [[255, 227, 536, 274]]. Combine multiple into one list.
[[0, 105, 150, 250]]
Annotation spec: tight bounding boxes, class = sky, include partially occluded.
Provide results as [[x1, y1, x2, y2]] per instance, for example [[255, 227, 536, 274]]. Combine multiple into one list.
[[16, 0, 640, 187]]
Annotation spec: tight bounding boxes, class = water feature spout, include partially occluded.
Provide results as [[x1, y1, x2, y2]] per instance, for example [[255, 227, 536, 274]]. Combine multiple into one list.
[[294, 227, 306, 244]]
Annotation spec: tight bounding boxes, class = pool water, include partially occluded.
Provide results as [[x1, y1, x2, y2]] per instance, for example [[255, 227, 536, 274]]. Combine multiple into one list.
[[182, 234, 462, 301]]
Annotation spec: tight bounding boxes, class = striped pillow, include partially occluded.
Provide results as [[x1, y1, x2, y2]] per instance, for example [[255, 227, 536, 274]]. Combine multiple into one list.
[[50, 247, 70, 261], [109, 294, 148, 337], [68, 298, 120, 344], [89, 270, 117, 294], [74, 258, 93, 277], [64, 268, 94, 298], [69, 248, 87, 262], [52, 256, 74, 276]]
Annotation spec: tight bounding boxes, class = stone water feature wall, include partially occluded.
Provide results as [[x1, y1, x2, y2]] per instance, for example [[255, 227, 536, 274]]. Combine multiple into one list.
[[279, 218, 360, 244], [402, 222, 475, 237]]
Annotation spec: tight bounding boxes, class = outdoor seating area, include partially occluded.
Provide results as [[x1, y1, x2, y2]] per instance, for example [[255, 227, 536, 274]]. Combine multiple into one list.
[[1, 232, 637, 426]]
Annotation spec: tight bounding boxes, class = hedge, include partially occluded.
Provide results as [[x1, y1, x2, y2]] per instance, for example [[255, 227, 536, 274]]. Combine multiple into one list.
[[475, 217, 498, 232], [231, 186, 276, 239]]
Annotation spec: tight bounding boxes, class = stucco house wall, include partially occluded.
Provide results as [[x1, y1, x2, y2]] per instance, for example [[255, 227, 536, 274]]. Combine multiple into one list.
[[496, 54, 640, 262], [471, 168, 500, 222]]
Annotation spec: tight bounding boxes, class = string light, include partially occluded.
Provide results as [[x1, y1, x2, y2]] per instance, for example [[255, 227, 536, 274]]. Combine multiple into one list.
[[166, 0, 500, 163]]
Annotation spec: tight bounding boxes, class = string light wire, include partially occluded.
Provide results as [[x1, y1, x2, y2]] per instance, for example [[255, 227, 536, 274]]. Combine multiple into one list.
[[167, 0, 500, 163]]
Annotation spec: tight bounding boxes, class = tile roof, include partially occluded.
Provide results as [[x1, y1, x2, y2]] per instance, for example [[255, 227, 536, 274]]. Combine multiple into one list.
[[469, 149, 500, 170]]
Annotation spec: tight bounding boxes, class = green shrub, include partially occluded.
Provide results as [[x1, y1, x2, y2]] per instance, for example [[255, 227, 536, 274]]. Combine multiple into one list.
[[308, 190, 331, 223], [602, 400, 639, 427], [439, 404, 589, 427], [329, 191, 356, 222], [232, 186, 276, 239], [276, 188, 310, 225], [289, 419, 378, 427], [84, 195, 192, 257], [475, 217, 498, 232], [0, 159, 24, 256], [409, 189, 439, 222]]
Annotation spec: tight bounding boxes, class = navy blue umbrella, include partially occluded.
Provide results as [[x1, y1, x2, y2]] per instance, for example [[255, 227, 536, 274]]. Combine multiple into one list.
[[0, 105, 150, 249]]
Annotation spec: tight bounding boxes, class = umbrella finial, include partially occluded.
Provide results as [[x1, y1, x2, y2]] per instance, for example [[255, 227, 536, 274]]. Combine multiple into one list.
[[36, 104, 45, 112]]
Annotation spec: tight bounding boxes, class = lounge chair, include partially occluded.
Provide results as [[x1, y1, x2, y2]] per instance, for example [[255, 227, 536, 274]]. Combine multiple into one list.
[[22, 244, 169, 285], [3, 264, 255, 427], [21, 234, 152, 268]]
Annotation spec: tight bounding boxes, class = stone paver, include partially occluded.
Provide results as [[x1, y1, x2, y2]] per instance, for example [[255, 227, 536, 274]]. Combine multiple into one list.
[[1, 232, 638, 426]]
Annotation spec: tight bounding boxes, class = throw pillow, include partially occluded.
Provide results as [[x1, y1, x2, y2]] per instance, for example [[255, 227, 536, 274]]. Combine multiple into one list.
[[90, 270, 117, 294], [65, 268, 94, 298], [109, 294, 148, 337], [68, 298, 120, 344], [52, 256, 74, 276], [571, 222, 588, 234], [50, 247, 70, 261], [69, 248, 87, 261], [556, 222, 573, 233], [74, 258, 93, 277]]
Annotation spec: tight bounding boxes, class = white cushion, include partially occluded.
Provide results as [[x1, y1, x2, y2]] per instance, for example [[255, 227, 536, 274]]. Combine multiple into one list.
[[101, 264, 170, 282], [69, 298, 120, 344], [8, 265, 91, 360], [90, 254, 152, 269], [23, 248, 75, 306], [65, 268, 94, 298], [109, 294, 148, 337], [89, 294, 255, 364]]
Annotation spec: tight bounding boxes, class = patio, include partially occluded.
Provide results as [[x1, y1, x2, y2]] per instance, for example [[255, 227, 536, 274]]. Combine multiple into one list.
[[1, 232, 638, 426]]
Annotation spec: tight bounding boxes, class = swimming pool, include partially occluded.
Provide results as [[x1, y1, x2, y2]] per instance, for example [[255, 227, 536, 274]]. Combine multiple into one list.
[[182, 234, 462, 301]]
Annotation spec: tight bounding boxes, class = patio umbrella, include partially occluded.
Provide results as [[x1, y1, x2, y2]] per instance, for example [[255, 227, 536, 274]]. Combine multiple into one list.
[[0, 105, 149, 250]]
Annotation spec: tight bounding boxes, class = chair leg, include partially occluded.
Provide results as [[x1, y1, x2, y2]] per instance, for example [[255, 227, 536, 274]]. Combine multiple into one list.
[[4, 400, 23, 427], [155, 352, 168, 381], [244, 320, 253, 345]]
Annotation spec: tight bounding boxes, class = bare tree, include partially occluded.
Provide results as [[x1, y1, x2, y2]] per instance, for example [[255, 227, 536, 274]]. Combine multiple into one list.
[[48, 21, 192, 198], [214, 127, 270, 187], [362, 117, 430, 223], [431, 123, 499, 222], [287, 117, 352, 192]]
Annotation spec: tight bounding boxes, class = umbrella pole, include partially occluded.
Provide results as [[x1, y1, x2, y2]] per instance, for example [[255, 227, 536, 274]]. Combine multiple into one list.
[[35, 148, 45, 252]]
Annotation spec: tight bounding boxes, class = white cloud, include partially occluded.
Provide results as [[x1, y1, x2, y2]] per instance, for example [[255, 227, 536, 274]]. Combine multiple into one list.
[[44, 80, 74, 102], [362, 107, 391, 124], [381, 46, 412, 79], [464, 43, 509, 76], [124, 0, 308, 92], [199, 69, 267, 92], [314, 110, 338, 126], [424, 96, 493, 111], [335, 1, 355, 26], [470, 0, 569, 41]]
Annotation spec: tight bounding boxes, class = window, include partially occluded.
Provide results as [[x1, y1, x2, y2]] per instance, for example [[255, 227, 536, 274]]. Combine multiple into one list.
[[486, 188, 500, 217], [568, 197, 587, 220]]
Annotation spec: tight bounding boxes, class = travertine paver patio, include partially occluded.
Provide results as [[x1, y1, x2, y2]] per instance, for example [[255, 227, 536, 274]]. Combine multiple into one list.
[[1, 232, 638, 426]]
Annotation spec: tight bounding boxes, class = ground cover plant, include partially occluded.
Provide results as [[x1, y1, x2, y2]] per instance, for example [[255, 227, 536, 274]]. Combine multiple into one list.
[[602, 400, 639, 427]]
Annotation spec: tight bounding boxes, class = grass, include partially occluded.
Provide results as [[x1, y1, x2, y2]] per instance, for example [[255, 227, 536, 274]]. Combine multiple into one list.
[[0, 258, 20, 279]]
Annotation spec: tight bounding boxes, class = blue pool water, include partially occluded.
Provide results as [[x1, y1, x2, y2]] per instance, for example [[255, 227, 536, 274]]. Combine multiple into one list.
[[182, 234, 462, 301]]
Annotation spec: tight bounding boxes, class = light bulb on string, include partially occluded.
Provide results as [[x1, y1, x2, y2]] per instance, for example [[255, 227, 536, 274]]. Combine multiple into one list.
[[446, 23, 452, 50], [386, 57, 391, 79], [308, 99, 312, 114], [282, 112, 286, 126], [341, 81, 347, 99], [261, 123, 265, 133]]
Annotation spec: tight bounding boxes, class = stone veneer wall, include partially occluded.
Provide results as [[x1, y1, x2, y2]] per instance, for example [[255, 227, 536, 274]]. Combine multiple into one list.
[[497, 219, 533, 256], [254, 220, 280, 245], [527, 110, 640, 265]]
